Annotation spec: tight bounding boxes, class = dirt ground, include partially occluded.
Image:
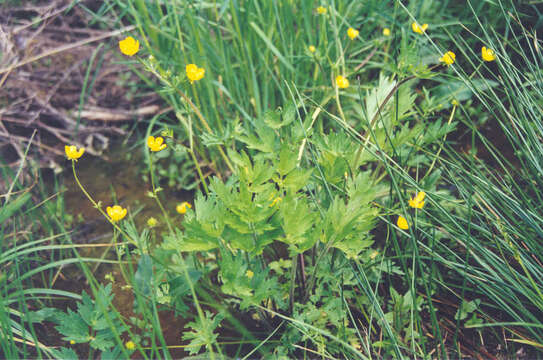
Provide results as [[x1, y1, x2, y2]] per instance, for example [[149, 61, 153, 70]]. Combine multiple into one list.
[[0, 0, 162, 177]]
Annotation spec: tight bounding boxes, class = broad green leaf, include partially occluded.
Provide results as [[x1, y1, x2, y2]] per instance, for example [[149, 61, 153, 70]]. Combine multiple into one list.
[[134, 255, 153, 297], [277, 146, 297, 176]]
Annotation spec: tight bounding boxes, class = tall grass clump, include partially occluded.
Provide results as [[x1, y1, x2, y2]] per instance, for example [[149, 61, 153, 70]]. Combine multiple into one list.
[[414, 0, 543, 353], [0, 140, 81, 358]]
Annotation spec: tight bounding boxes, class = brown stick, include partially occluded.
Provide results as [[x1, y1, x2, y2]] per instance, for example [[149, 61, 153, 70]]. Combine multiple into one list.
[[78, 105, 162, 121], [0, 26, 136, 75]]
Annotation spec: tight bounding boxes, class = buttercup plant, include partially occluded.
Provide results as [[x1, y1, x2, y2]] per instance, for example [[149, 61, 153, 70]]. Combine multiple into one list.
[[66, 144, 134, 240], [106, 205, 127, 222], [66, 132, 218, 358], [147, 136, 167, 152], [9, 0, 540, 358], [65, 145, 84, 161], [61, 0, 502, 357], [411, 22, 428, 34], [397, 215, 409, 230], [409, 191, 426, 209], [481, 46, 496, 62], [186, 64, 205, 83], [335, 75, 349, 89], [147, 217, 158, 227], [119, 36, 140, 56], [176, 201, 192, 214], [439, 51, 456, 66], [347, 27, 359, 40]]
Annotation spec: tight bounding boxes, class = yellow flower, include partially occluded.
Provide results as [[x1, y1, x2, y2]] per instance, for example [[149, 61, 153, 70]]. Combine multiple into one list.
[[439, 51, 456, 66], [147, 136, 167, 152], [147, 217, 158, 228], [186, 64, 205, 83], [125, 341, 136, 350], [70, 340, 75, 345], [176, 201, 192, 214], [316, 6, 327, 14], [383, 28, 391, 36], [347, 27, 359, 40], [118, 36, 140, 56], [269, 197, 282, 207], [65, 145, 85, 161], [408, 191, 426, 209], [336, 75, 349, 89], [308, 45, 316, 53], [397, 215, 409, 230], [369, 251, 379, 260], [481, 46, 496, 62], [411, 22, 428, 34], [246, 270, 254, 279], [106, 205, 127, 222]]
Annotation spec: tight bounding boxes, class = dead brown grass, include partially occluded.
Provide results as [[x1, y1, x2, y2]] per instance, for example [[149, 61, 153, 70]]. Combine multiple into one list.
[[0, 0, 161, 171]]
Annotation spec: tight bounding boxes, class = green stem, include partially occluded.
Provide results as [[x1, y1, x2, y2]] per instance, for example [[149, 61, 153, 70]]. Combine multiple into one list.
[[148, 155, 174, 234], [147, 155, 214, 355], [141, 59, 234, 174], [289, 254, 298, 315], [71, 161, 135, 244], [188, 149, 210, 195], [303, 242, 332, 303]]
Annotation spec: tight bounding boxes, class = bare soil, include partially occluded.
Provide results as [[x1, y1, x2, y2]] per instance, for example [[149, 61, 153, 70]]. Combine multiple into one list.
[[0, 0, 162, 175]]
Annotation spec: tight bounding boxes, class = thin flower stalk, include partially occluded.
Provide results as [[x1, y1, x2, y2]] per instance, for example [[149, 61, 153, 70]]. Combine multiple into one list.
[[143, 138, 213, 359], [141, 59, 234, 173], [188, 147, 210, 195], [148, 154, 174, 234], [71, 161, 136, 244]]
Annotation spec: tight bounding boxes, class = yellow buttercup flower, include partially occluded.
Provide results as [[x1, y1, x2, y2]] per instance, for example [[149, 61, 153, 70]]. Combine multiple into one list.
[[186, 64, 205, 83], [176, 201, 192, 214], [369, 251, 379, 260], [481, 46, 496, 62], [119, 36, 139, 56], [411, 22, 428, 34], [383, 28, 391, 36], [408, 191, 426, 209], [147, 217, 158, 228], [125, 341, 136, 350], [336, 75, 349, 89], [65, 145, 84, 161], [70, 340, 75, 345], [246, 270, 254, 279], [147, 136, 167, 152], [397, 215, 409, 230], [308, 45, 316, 53], [439, 51, 456, 66], [347, 27, 359, 40], [107, 205, 127, 222], [316, 6, 327, 14]]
